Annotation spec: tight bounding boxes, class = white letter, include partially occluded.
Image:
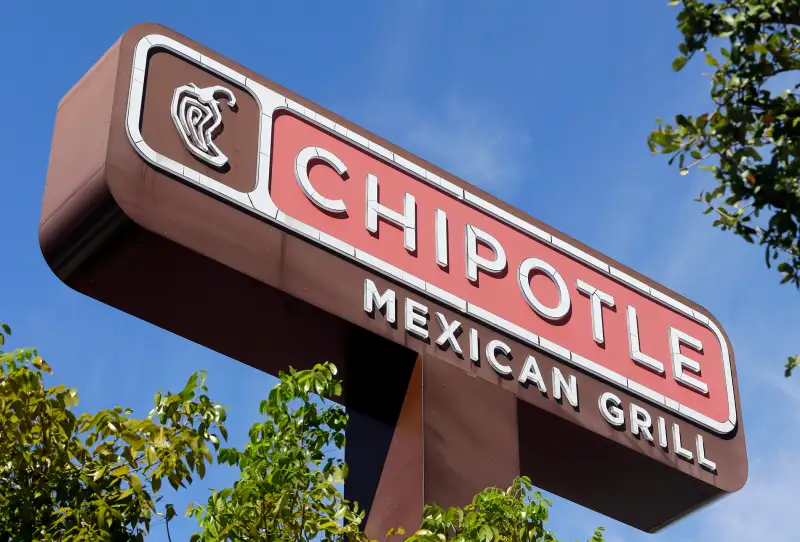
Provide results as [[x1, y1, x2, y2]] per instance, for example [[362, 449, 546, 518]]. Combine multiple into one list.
[[672, 423, 693, 462], [627, 305, 665, 374], [552, 367, 578, 408], [469, 328, 480, 364], [629, 404, 654, 442], [518, 258, 571, 321], [465, 225, 507, 282], [366, 173, 416, 252], [295, 147, 348, 214], [696, 434, 717, 472], [575, 279, 615, 345], [518, 355, 547, 393], [435, 209, 448, 268], [363, 279, 395, 324], [599, 392, 624, 427], [434, 313, 462, 355], [669, 327, 708, 395], [486, 339, 512, 376], [405, 298, 428, 339], [657, 417, 668, 449]]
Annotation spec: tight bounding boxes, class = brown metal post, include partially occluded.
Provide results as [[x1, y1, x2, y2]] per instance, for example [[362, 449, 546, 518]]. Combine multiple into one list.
[[348, 354, 520, 539]]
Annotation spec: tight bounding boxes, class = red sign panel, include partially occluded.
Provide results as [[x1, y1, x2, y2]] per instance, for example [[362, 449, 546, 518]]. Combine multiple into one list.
[[265, 113, 735, 434]]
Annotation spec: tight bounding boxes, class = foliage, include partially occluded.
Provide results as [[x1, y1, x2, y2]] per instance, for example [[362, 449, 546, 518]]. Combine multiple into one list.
[[189, 363, 603, 542], [648, 0, 800, 375], [0, 320, 227, 541], [188, 362, 369, 541], [0, 316, 602, 540], [403, 477, 604, 542]]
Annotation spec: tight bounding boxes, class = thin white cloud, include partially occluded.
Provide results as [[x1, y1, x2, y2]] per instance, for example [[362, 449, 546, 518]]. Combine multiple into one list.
[[644, 195, 743, 301], [355, 95, 533, 199], [343, 1, 531, 200], [403, 96, 533, 197], [693, 450, 800, 541]]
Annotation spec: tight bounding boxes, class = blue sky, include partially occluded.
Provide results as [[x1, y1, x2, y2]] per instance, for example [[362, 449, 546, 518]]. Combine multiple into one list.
[[3, 1, 800, 540]]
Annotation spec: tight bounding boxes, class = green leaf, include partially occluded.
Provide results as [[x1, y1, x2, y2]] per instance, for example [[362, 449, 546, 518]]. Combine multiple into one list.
[[721, 13, 735, 26], [672, 55, 688, 71], [93, 466, 107, 481], [31, 357, 52, 374], [110, 465, 129, 477], [117, 488, 134, 500], [122, 431, 145, 450], [130, 473, 143, 492], [785, 355, 799, 377]]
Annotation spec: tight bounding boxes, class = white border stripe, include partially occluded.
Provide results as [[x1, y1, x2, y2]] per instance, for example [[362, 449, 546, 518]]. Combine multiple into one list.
[[465, 192, 551, 242], [124, 35, 738, 435], [467, 304, 540, 346]]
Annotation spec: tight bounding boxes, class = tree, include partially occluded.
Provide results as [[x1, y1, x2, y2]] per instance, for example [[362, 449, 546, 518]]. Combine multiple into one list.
[[187, 362, 370, 541], [0, 315, 602, 540], [188, 362, 604, 542], [648, 0, 800, 375], [0, 319, 227, 541]]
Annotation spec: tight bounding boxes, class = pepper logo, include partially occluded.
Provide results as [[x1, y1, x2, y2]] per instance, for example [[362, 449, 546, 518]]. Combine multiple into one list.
[[171, 83, 237, 168]]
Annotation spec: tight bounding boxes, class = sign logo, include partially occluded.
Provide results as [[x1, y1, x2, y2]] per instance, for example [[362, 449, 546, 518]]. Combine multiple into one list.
[[170, 83, 236, 168]]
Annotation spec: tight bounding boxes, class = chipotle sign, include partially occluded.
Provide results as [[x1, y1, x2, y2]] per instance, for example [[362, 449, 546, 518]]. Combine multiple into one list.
[[41, 24, 747, 533]]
